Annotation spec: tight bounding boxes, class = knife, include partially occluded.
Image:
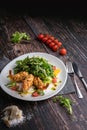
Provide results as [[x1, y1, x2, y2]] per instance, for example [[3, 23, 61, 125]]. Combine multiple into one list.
[[72, 62, 87, 91]]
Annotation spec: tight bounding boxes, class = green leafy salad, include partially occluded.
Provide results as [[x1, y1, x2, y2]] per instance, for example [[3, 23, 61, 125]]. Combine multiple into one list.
[[7, 56, 61, 97], [14, 56, 54, 83]]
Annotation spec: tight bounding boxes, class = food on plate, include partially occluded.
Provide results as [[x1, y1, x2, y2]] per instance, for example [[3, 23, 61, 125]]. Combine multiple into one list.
[[22, 74, 34, 93], [33, 77, 45, 89], [2, 105, 24, 127], [6, 56, 61, 97], [8, 70, 29, 82]]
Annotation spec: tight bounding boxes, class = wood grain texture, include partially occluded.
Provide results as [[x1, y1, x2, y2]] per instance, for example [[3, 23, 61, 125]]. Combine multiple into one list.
[[0, 11, 87, 130]]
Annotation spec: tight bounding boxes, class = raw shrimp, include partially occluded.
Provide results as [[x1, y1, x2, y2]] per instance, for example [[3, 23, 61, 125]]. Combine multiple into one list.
[[2, 105, 24, 127]]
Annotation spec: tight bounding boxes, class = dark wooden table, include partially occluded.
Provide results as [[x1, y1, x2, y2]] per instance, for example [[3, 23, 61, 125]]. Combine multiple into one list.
[[0, 10, 87, 130]]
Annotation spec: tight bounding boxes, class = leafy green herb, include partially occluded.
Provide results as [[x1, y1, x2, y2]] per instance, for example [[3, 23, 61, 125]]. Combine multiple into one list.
[[14, 56, 54, 82], [11, 31, 31, 43], [37, 89, 44, 96], [53, 95, 72, 115], [6, 81, 16, 88], [6, 81, 16, 87]]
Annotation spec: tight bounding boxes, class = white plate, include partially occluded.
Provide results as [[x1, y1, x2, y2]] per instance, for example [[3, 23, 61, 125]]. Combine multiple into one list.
[[0, 52, 67, 101]]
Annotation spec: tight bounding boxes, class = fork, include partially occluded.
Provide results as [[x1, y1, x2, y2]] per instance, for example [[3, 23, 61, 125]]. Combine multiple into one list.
[[66, 61, 83, 98]]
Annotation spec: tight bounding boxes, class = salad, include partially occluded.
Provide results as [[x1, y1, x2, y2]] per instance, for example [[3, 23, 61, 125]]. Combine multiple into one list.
[[6, 56, 61, 97]]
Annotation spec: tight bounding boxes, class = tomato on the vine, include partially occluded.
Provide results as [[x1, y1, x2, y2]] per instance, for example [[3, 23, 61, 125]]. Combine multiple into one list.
[[44, 34, 50, 39], [59, 48, 67, 55], [50, 36, 55, 40], [57, 41, 62, 48], [53, 39, 59, 44], [52, 45, 59, 52], [46, 39, 52, 45], [49, 42, 55, 48], [37, 33, 67, 54], [42, 37, 48, 43], [38, 33, 44, 40]]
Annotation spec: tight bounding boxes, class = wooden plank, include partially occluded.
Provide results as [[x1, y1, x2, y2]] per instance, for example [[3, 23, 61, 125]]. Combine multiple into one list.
[[0, 15, 46, 59], [0, 13, 87, 130]]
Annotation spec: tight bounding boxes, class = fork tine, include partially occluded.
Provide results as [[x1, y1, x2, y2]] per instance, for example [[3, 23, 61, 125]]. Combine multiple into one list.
[[65, 62, 68, 73], [66, 61, 74, 74], [66, 61, 71, 73]]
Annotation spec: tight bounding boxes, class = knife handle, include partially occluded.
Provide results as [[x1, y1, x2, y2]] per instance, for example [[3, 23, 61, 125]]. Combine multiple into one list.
[[81, 78, 87, 91], [74, 77, 83, 98]]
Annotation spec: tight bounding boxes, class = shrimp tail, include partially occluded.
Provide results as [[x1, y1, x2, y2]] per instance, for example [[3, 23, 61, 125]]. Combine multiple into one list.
[[8, 70, 14, 80]]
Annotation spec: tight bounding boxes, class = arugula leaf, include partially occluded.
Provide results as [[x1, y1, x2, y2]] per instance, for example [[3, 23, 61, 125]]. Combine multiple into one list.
[[6, 81, 16, 87], [37, 89, 45, 96], [14, 56, 54, 82], [11, 31, 31, 43], [53, 95, 73, 115]]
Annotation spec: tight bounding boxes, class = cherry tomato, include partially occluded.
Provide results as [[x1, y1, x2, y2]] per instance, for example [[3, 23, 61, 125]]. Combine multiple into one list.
[[42, 37, 48, 43], [53, 39, 59, 44], [38, 33, 44, 40], [59, 48, 67, 55], [44, 34, 50, 39], [52, 45, 59, 52], [52, 78, 57, 83], [53, 66, 57, 70], [57, 42, 62, 48], [11, 86, 16, 91], [32, 91, 39, 97], [49, 42, 55, 48], [46, 39, 52, 45], [50, 36, 55, 40]]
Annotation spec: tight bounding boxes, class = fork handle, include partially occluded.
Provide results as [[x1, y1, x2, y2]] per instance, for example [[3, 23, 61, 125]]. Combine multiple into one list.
[[74, 78, 83, 98]]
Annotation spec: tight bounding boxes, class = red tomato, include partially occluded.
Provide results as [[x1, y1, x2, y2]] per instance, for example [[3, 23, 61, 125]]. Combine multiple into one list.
[[46, 39, 52, 45], [44, 34, 50, 39], [57, 42, 62, 48], [52, 45, 59, 52], [50, 36, 55, 40], [52, 78, 57, 83], [53, 39, 59, 44], [42, 37, 48, 43], [38, 33, 44, 40], [11, 86, 16, 91], [49, 42, 55, 48], [59, 48, 67, 55], [32, 91, 39, 97], [53, 66, 57, 70]]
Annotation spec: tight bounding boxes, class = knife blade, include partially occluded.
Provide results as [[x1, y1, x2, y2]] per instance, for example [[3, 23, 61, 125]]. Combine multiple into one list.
[[72, 62, 87, 91]]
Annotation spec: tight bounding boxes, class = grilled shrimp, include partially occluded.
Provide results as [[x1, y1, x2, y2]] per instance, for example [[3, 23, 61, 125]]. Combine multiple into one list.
[[33, 77, 45, 89], [8, 70, 29, 82], [22, 74, 34, 93]]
